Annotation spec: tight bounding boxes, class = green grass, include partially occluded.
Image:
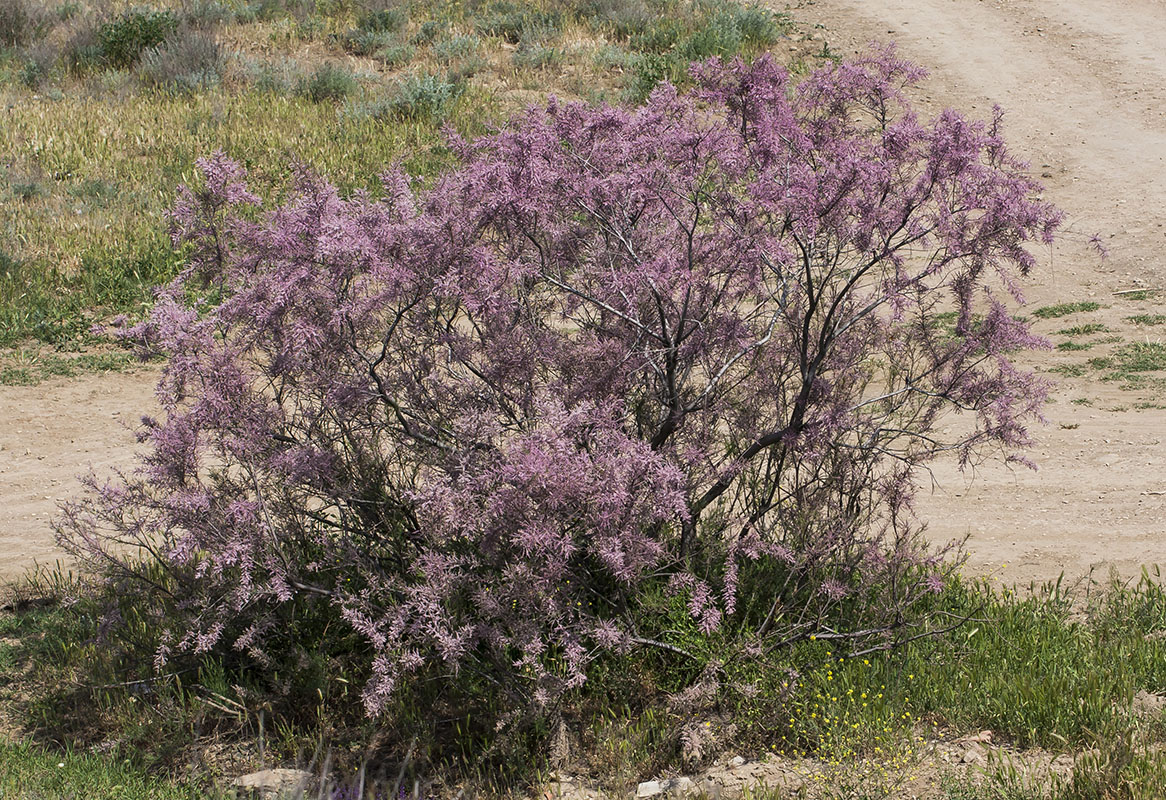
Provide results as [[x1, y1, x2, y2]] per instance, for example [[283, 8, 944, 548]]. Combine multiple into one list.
[[0, 348, 136, 385], [942, 745, 1166, 800], [1095, 342, 1166, 390], [1032, 302, 1103, 319], [0, 88, 485, 346], [1129, 314, 1166, 326], [0, 740, 214, 799], [0, 0, 793, 348], [7, 570, 1166, 796], [1056, 341, 1093, 351], [1118, 290, 1161, 302], [1056, 323, 1110, 337], [848, 576, 1166, 749]]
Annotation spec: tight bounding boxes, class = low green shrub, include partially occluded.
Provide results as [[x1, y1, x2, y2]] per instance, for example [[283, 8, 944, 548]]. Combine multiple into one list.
[[356, 5, 406, 33], [17, 42, 56, 87], [372, 40, 413, 65], [97, 7, 179, 68], [242, 55, 300, 92], [297, 61, 357, 102], [513, 36, 560, 70], [180, 0, 232, 28], [346, 71, 461, 120], [410, 17, 444, 45], [475, 1, 560, 44], [582, 0, 650, 39], [431, 32, 481, 63], [62, 20, 103, 71], [339, 26, 396, 55], [9, 179, 45, 201]]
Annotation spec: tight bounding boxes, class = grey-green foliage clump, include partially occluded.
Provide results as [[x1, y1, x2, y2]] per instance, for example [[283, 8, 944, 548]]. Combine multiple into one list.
[[431, 33, 482, 63], [346, 71, 462, 121], [298, 61, 358, 102], [373, 41, 414, 66], [241, 55, 301, 93], [340, 27, 397, 55], [513, 34, 560, 70], [432, 33, 486, 79], [410, 18, 445, 44], [0, 0, 52, 46], [337, 3, 408, 54], [139, 30, 224, 92], [182, 0, 233, 28], [475, 1, 560, 44], [584, 0, 787, 102], [358, 5, 408, 33]]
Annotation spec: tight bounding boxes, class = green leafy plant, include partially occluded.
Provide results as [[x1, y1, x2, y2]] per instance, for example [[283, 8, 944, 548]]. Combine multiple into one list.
[[297, 61, 358, 101], [97, 7, 179, 68]]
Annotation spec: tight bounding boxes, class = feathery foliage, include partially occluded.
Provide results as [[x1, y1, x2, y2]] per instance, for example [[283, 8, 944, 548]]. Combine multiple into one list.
[[59, 50, 1061, 723]]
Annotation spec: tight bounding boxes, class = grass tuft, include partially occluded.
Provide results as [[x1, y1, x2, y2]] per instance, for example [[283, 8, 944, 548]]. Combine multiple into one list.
[[1033, 301, 1103, 319], [1056, 323, 1110, 337], [1128, 314, 1166, 327]]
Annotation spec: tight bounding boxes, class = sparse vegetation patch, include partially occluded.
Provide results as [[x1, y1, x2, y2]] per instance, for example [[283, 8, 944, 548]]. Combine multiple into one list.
[[1033, 301, 1103, 319]]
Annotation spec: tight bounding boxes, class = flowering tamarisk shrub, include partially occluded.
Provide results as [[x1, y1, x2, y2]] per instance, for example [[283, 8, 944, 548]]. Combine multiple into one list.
[[60, 48, 1060, 716]]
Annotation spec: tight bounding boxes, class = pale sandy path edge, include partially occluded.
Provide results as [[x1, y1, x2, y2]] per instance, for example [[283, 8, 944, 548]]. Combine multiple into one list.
[[0, 369, 159, 582], [784, 0, 1166, 586]]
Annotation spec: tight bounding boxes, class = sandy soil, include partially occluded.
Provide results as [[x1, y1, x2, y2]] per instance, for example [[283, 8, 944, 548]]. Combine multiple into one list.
[[0, 369, 158, 580], [783, 0, 1166, 586], [2, 0, 1165, 587]]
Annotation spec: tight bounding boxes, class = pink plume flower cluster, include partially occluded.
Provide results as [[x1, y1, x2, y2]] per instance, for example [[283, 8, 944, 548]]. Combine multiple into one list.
[[59, 48, 1060, 715]]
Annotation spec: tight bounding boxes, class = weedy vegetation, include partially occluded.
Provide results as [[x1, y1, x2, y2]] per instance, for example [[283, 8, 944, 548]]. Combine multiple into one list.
[[1032, 302, 1102, 319], [0, 0, 792, 353], [7, 570, 1166, 796]]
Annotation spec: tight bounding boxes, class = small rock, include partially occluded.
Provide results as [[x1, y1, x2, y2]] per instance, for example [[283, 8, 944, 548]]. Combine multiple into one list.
[[664, 777, 697, 796], [961, 744, 986, 766], [728, 756, 746, 767], [233, 769, 313, 799], [637, 780, 665, 798]]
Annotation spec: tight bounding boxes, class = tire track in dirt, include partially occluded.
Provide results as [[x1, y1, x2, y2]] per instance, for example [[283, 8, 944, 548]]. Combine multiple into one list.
[[786, 0, 1166, 585]]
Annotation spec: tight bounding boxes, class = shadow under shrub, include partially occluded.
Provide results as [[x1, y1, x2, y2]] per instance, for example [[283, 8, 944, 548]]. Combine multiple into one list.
[[59, 48, 1061, 780]]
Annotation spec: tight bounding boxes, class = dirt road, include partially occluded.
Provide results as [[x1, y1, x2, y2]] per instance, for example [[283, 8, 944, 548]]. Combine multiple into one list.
[[0, 370, 158, 580], [2, 0, 1165, 586], [786, 0, 1166, 586]]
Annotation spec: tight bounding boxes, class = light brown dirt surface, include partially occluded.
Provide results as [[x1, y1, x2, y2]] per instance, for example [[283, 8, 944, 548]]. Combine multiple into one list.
[[783, 0, 1166, 586], [0, 369, 158, 581], [2, 0, 1166, 588]]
